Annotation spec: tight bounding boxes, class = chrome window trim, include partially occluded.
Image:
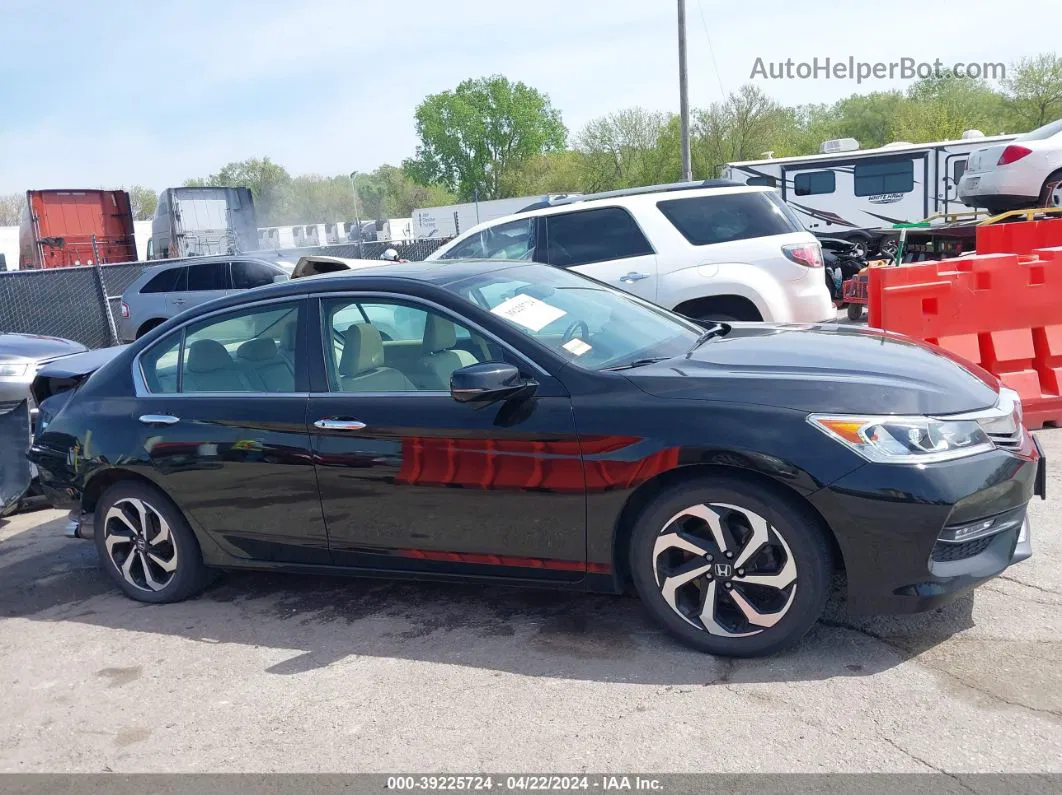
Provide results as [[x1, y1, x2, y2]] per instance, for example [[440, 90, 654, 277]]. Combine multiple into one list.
[[132, 295, 306, 398], [315, 289, 551, 382]]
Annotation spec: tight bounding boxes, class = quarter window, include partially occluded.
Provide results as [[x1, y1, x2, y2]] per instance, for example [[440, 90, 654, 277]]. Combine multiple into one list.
[[438, 218, 536, 261], [323, 298, 502, 393], [544, 208, 654, 268], [854, 159, 914, 196], [139, 302, 301, 394], [794, 171, 836, 196], [657, 192, 803, 246]]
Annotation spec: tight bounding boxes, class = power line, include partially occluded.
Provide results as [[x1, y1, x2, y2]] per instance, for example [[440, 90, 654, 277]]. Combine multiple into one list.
[[697, 0, 727, 101]]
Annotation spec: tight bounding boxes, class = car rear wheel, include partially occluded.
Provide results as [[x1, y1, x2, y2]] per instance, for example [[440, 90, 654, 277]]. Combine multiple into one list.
[[94, 482, 211, 603], [628, 475, 833, 657], [1041, 170, 1062, 208]]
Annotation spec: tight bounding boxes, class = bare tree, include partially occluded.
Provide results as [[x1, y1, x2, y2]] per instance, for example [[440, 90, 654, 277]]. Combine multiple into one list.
[[0, 193, 26, 226]]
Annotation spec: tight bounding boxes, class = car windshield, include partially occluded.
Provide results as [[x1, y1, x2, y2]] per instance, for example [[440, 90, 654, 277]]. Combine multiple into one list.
[[443, 264, 702, 370]]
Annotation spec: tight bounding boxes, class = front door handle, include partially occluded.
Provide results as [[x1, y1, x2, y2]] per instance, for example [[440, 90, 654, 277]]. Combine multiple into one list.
[[313, 419, 367, 431], [620, 272, 649, 283], [139, 414, 179, 426]]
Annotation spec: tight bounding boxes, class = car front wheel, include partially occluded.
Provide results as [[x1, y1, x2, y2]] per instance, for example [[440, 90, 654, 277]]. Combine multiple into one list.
[[629, 476, 833, 657], [94, 482, 211, 603]]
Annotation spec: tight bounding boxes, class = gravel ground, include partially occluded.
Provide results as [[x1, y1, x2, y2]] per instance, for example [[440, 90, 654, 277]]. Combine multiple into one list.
[[0, 430, 1060, 774]]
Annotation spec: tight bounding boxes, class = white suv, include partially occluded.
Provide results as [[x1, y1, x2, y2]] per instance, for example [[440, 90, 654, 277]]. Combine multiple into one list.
[[427, 182, 833, 323]]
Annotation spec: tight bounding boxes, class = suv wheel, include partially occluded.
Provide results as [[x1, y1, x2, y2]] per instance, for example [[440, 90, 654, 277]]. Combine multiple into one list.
[[628, 475, 833, 657], [94, 482, 212, 603]]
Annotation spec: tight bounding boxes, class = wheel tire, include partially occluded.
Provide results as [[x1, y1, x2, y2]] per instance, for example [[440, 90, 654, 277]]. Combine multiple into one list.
[[94, 481, 212, 604], [135, 320, 164, 340], [1040, 170, 1062, 209], [628, 475, 833, 657], [846, 303, 864, 322]]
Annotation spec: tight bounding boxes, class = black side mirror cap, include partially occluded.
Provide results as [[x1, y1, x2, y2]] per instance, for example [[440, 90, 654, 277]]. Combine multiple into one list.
[[450, 362, 537, 404]]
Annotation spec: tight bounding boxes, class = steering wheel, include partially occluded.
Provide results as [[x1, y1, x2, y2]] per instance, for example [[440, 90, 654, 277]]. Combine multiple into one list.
[[562, 320, 590, 345]]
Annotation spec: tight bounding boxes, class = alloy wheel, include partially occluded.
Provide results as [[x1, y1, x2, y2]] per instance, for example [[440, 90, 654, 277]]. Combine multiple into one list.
[[102, 497, 179, 592], [652, 503, 797, 637], [1048, 180, 1062, 208]]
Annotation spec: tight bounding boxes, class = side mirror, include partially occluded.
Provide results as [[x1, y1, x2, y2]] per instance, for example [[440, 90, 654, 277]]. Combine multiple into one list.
[[450, 362, 537, 404]]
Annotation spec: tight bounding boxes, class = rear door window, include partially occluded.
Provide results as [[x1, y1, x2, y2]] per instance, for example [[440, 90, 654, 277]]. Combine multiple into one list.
[[141, 268, 183, 294], [544, 207, 654, 268], [656, 192, 803, 246], [185, 261, 231, 291]]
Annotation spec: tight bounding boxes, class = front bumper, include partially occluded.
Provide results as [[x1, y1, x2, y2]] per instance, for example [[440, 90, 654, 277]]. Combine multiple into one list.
[[810, 433, 1043, 615]]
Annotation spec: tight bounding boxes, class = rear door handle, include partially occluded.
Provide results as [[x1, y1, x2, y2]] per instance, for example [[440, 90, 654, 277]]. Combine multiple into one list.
[[620, 272, 649, 283], [139, 414, 179, 426], [313, 419, 367, 431]]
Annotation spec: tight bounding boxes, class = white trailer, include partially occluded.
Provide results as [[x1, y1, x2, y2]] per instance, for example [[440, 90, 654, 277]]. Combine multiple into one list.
[[722, 132, 1017, 238], [412, 195, 578, 239]]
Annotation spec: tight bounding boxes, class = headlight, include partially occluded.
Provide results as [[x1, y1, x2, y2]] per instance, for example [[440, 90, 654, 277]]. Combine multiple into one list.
[[0, 363, 30, 377], [808, 414, 994, 463]]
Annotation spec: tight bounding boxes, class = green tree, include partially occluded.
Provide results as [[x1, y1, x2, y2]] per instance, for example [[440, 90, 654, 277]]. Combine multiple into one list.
[[126, 185, 158, 221], [576, 108, 678, 191], [405, 75, 567, 201], [184, 157, 293, 226], [692, 85, 791, 176], [1003, 54, 1062, 128], [498, 150, 588, 196]]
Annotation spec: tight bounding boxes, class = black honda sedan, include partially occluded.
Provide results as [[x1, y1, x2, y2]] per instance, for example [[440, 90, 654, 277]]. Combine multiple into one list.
[[28, 259, 1045, 657]]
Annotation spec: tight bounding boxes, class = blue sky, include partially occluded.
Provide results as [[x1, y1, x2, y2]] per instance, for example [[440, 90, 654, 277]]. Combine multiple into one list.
[[1, 0, 1058, 193]]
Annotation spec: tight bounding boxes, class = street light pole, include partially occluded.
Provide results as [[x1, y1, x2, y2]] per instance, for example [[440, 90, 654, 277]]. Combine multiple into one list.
[[348, 171, 362, 256], [677, 0, 693, 182]]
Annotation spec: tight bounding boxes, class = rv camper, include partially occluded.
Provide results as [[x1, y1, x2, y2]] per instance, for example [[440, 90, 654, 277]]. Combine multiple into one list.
[[723, 132, 1017, 244]]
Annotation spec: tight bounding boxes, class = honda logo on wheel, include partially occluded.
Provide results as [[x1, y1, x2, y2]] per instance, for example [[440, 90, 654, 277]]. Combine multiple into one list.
[[714, 563, 733, 578]]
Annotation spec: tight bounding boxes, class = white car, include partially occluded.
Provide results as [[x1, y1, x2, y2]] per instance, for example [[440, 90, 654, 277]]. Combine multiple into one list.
[[427, 182, 834, 324], [959, 118, 1062, 214]]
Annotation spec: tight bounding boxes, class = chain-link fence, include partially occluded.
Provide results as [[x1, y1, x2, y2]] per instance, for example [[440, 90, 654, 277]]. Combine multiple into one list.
[[0, 238, 451, 350]]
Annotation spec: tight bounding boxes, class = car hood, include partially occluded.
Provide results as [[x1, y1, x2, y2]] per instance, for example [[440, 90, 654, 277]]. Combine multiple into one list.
[[625, 323, 1000, 415], [0, 333, 87, 364]]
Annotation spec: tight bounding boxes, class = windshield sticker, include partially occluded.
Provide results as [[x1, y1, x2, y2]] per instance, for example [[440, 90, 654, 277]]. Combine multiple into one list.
[[490, 294, 567, 332], [562, 338, 591, 356]]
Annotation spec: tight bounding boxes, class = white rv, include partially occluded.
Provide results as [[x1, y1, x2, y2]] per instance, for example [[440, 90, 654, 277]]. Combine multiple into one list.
[[412, 194, 579, 239], [722, 132, 1017, 238]]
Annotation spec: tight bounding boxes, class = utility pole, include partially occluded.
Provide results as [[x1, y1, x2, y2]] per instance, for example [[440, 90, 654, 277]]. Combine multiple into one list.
[[677, 0, 692, 182]]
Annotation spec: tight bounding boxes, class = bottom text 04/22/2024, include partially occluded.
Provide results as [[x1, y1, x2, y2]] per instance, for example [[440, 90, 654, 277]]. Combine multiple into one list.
[[386, 776, 664, 791]]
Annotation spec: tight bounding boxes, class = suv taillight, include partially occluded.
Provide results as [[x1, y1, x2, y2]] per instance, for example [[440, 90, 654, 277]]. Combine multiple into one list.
[[998, 145, 1032, 165], [120, 301, 129, 318], [782, 242, 823, 268]]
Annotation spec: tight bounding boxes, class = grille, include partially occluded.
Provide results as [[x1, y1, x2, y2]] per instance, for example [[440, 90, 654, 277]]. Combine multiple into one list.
[[931, 536, 994, 562]]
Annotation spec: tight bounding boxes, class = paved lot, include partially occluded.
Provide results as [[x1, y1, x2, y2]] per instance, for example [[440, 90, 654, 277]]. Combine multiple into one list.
[[1, 431, 1061, 774]]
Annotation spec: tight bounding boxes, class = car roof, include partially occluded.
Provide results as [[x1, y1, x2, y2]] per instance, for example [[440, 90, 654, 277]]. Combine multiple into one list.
[[290, 257, 525, 286], [439, 184, 777, 245], [137, 251, 293, 271]]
